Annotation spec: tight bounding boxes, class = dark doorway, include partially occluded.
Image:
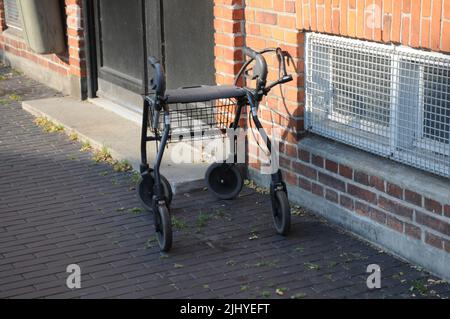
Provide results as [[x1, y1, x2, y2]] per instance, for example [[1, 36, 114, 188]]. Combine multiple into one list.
[[90, 0, 215, 109]]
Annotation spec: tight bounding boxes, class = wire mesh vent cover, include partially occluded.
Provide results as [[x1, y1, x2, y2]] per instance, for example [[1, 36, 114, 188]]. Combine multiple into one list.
[[306, 33, 450, 179], [4, 0, 22, 30]]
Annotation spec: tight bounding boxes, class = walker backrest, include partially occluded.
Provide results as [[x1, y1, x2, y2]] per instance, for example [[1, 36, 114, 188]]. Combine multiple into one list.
[[148, 56, 166, 97], [243, 47, 268, 84]]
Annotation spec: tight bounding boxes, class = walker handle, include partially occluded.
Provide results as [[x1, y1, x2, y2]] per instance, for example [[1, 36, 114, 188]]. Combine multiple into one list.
[[243, 47, 268, 84], [148, 56, 166, 98]]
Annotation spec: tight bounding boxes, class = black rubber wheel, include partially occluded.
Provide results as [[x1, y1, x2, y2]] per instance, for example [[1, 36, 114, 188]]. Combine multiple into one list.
[[272, 191, 291, 236], [138, 173, 173, 210], [205, 163, 243, 200], [138, 175, 153, 211], [154, 204, 172, 252], [156, 174, 173, 205]]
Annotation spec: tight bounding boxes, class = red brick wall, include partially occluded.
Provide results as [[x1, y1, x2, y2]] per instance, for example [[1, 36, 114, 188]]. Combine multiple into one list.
[[290, 1, 450, 258], [291, 145, 450, 253], [0, 0, 6, 32], [246, 1, 305, 169], [296, 0, 450, 53], [66, 0, 86, 77], [213, 0, 450, 155], [213, 0, 450, 260], [0, 0, 5, 54], [214, 0, 246, 86], [214, 0, 306, 171], [0, 0, 86, 78]]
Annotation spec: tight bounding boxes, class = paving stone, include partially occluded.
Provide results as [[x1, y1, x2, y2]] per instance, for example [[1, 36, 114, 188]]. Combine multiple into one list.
[[0, 63, 449, 299]]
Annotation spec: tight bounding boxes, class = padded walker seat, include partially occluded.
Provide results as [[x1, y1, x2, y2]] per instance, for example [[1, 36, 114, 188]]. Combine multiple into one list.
[[165, 85, 246, 104]]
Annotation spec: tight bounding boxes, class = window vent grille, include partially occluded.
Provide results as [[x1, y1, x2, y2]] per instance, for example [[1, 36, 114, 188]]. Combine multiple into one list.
[[4, 0, 22, 30], [306, 33, 450, 179]]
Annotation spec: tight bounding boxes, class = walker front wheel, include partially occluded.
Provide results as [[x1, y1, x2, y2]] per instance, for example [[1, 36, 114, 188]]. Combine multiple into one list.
[[272, 191, 291, 236], [154, 203, 172, 252], [205, 163, 243, 200]]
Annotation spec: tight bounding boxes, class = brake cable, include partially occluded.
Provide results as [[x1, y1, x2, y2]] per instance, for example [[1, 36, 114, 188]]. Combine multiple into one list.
[[246, 49, 289, 159]]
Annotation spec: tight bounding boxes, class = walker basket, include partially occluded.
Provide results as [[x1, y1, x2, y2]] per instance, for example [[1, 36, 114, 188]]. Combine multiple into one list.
[[150, 98, 239, 142]]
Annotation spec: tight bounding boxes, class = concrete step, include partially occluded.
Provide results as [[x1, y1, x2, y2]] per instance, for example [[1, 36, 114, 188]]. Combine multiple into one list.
[[22, 96, 212, 194]]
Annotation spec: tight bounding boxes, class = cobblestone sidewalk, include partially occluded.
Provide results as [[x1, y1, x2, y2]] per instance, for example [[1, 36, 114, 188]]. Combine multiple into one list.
[[0, 64, 449, 299]]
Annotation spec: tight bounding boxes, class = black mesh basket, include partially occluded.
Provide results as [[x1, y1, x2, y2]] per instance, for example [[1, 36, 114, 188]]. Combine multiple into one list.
[[149, 98, 239, 142]]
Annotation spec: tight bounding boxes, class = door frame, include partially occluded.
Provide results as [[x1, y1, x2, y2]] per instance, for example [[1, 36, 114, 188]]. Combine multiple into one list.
[[82, 0, 164, 99], [82, 0, 214, 99], [82, 0, 98, 98]]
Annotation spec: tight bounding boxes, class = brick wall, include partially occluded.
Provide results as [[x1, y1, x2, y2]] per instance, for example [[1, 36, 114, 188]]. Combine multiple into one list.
[[0, 0, 5, 32], [296, 0, 450, 53], [213, 0, 450, 273], [0, 0, 6, 55], [214, 0, 306, 171], [287, 144, 450, 253], [245, 0, 305, 154], [66, 0, 86, 78], [0, 0, 86, 79], [215, 0, 450, 171], [214, 0, 246, 86]]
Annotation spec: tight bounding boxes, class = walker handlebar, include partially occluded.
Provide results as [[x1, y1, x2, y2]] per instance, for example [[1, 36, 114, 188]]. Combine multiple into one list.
[[243, 47, 268, 84], [148, 56, 166, 98], [238, 47, 293, 98]]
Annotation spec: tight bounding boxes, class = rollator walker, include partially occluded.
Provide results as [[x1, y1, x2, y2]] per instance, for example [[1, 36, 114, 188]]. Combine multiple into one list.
[[139, 47, 294, 251]]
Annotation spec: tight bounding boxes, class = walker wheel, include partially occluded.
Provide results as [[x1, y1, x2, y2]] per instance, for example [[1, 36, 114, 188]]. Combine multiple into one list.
[[205, 163, 243, 200], [154, 203, 172, 252], [158, 174, 173, 205], [272, 190, 291, 236], [138, 173, 173, 211]]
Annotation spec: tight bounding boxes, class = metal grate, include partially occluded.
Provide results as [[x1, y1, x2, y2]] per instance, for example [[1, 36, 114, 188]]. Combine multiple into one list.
[[149, 98, 238, 142], [4, 0, 22, 30], [306, 33, 450, 179]]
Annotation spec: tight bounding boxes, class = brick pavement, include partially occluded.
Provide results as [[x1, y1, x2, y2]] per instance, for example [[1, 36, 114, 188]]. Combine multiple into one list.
[[0, 64, 449, 299]]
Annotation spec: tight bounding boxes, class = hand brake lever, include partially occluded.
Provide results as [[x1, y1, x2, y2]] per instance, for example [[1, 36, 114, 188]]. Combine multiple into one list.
[[264, 75, 293, 93], [276, 48, 289, 78]]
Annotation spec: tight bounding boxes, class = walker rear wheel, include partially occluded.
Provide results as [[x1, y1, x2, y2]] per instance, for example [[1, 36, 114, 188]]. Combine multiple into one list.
[[157, 174, 173, 205], [138, 173, 173, 210], [272, 190, 291, 236], [205, 163, 243, 200]]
